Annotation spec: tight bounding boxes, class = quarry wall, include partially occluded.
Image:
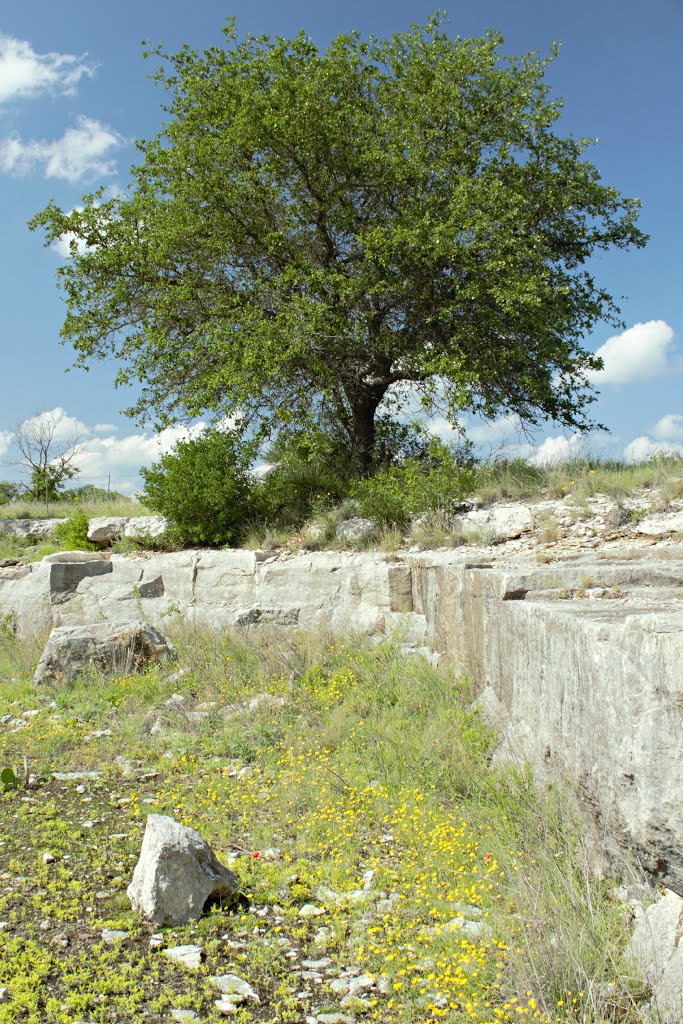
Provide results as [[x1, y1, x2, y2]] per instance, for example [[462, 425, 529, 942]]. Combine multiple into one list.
[[1, 545, 682, 896]]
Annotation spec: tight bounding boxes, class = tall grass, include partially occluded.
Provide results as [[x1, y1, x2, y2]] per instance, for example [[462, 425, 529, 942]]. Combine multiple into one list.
[[473, 454, 683, 505], [0, 497, 150, 520]]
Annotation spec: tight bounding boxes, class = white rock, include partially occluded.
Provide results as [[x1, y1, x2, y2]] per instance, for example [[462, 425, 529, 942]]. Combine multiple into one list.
[[124, 516, 170, 541], [628, 889, 683, 1018], [456, 504, 533, 541], [87, 516, 129, 544], [336, 518, 377, 543], [299, 904, 326, 917], [163, 945, 203, 969], [0, 518, 65, 540], [209, 974, 260, 1003], [42, 852, 56, 864], [636, 512, 683, 536], [170, 1011, 200, 1023], [101, 928, 129, 944], [128, 815, 239, 926], [34, 620, 177, 684]]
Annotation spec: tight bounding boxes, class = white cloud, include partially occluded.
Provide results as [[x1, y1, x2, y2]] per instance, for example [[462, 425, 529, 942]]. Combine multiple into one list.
[[50, 205, 89, 258], [0, 34, 94, 104], [0, 430, 12, 458], [652, 413, 683, 442], [18, 407, 89, 441], [71, 422, 208, 489], [94, 423, 117, 433], [528, 433, 584, 466], [624, 435, 683, 463], [0, 115, 122, 182], [586, 320, 676, 384]]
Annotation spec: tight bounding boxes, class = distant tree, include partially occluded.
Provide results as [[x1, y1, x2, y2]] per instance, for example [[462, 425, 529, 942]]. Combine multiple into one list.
[[31, 16, 647, 474], [10, 410, 87, 510], [0, 481, 20, 505], [63, 483, 127, 503]]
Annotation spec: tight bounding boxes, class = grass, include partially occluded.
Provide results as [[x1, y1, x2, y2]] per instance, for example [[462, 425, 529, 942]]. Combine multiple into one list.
[[473, 455, 683, 506], [0, 624, 646, 1024], [0, 497, 150, 521]]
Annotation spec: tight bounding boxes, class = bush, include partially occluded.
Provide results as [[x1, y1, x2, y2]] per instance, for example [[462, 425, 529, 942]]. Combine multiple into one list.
[[140, 429, 256, 546], [352, 437, 476, 528], [54, 508, 99, 551], [254, 429, 355, 527]]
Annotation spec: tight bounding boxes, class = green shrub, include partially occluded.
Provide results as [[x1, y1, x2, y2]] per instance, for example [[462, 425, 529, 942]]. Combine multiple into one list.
[[54, 508, 99, 551], [254, 429, 355, 527], [352, 437, 476, 527], [140, 429, 256, 546]]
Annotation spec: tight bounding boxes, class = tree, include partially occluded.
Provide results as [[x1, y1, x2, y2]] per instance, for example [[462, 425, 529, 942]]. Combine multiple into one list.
[[31, 16, 647, 474], [10, 410, 86, 509], [0, 481, 20, 505]]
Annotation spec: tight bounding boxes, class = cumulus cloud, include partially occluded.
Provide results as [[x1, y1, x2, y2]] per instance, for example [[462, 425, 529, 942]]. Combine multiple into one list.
[[18, 407, 89, 441], [528, 433, 585, 466], [0, 430, 12, 458], [586, 320, 677, 384], [624, 435, 683, 463], [652, 413, 683, 442], [70, 422, 208, 491], [0, 34, 94, 104], [50, 206, 90, 258], [94, 423, 117, 434], [0, 115, 122, 182]]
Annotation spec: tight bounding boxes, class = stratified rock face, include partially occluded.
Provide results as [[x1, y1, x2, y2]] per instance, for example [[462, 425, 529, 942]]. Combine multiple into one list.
[[33, 620, 177, 684], [1, 541, 683, 896], [127, 815, 240, 926], [628, 889, 683, 1019]]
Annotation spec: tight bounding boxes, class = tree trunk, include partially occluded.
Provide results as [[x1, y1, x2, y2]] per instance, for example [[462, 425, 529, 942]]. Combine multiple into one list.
[[350, 397, 378, 476]]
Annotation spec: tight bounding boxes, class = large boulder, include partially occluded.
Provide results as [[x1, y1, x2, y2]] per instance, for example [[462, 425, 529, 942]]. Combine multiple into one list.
[[87, 516, 129, 544], [0, 518, 66, 540], [127, 815, 240, 926], [124, 516, 170, 542], [336, 517, 377, 543], [33, 620, 176, 683], [454, 504, 533, 542], [628, 889, 683, 1019], [87, 515, 170, 546]]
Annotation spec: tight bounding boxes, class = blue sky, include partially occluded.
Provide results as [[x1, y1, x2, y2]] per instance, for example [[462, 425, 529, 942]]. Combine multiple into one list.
[[0, 0, 681, 492]]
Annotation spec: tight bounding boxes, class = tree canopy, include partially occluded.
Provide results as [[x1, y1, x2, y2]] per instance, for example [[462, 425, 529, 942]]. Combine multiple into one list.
[[31, 15, 647, 471]]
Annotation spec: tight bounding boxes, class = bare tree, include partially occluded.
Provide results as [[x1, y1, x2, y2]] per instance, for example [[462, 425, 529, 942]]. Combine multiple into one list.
[[10, 410, 89, 511]]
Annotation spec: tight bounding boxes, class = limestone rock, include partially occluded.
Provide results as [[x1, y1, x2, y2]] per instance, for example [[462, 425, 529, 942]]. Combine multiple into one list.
[[124, 516, 170, 542], [128, 814, 240, 926], [87, 517, 129, 544], [627, 889, 683, 1019], [336, 518, 377, 543], [455, 504, 533, 541], [43, 551, 108, 564], [163, 944, 203, 969], [636, 511, 683, 536], [0, 518, 66, 540], [34, 620, 176, 684]]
